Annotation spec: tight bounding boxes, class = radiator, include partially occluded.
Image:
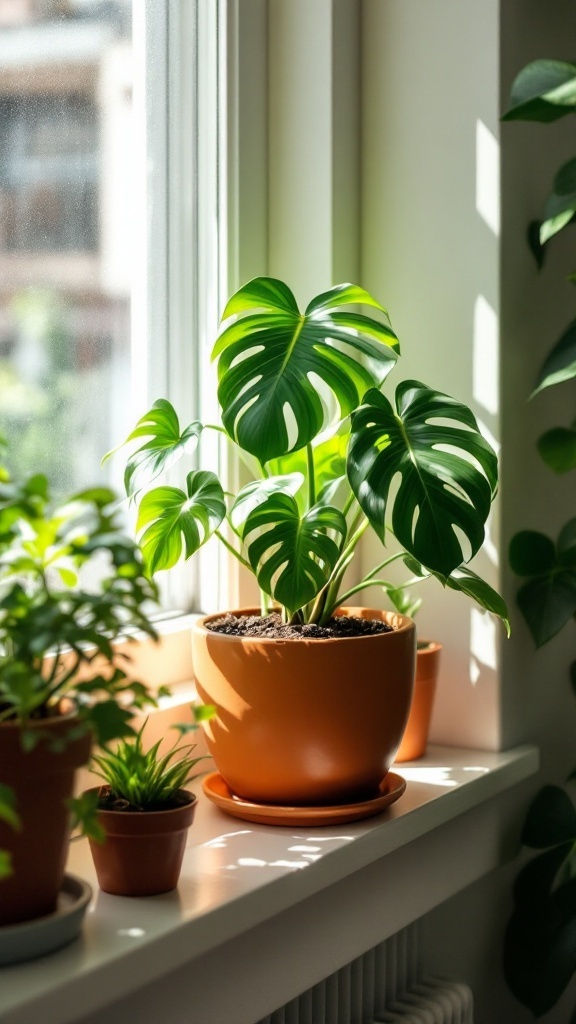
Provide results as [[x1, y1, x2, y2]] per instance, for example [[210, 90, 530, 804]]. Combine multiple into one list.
[[255, 925, 473, 1024]]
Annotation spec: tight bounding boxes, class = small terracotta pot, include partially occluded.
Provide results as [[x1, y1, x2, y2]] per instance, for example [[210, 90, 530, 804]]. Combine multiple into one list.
[[87, 789, 197, 896], [395, 641, 442, 762], [0, 710, 92, 926], [192, 607, 416, 806]]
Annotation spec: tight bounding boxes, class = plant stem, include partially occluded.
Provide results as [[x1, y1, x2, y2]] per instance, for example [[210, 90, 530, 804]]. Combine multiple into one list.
[[335, 577, 396, 605], [214, 530, 252, 572], [306, 444, 316, 508]]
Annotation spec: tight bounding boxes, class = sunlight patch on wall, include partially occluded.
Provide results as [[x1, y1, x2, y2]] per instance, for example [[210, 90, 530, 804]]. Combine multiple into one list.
[[476, 119, 500, 236], [473, 295, 499, 416]]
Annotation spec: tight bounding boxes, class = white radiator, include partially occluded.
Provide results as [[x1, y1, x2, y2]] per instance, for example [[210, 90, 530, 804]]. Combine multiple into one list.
[[256, 926, 473, 1024]]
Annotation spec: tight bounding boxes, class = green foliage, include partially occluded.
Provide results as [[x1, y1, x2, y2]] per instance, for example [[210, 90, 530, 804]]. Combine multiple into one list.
[[109, 277, 507, 628], [503, 53, 576, 1018], [504, 785, 576, 1017], [0, 784, 20, 881], [91, 718, 209, 812], [0, 458, 161, 747]]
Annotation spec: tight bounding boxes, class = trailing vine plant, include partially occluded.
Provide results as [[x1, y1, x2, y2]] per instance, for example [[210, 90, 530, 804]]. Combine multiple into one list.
[[501, 57, 576, 1018]]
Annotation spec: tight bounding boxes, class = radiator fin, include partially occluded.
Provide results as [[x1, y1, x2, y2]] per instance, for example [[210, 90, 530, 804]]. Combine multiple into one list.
[[255, 926, 473, 1023]]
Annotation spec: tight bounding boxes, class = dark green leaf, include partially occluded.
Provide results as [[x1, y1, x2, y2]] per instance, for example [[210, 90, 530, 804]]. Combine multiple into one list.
[[348, 382, 497, 578], [0, 850, 13, 880], [511, 527, 576, 645], [0, 784, 20, 832], [502, 59, 576, 122], [538, 427, 576, 473], [212, 277, 399, 463], [533, 320, 576, 395], [513, 843, 574, 906], [87, 702, 135, 746], [69, 790, 106, 844], [504, 878, 576, 1016], [509, 531, 556, 576], [243, 494, 347, 616], [523, 786, 576, 848], [528, 219, 546, 268]]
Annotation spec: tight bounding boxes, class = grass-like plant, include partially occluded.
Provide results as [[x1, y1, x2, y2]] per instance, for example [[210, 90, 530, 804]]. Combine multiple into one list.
[[91, 718, 210, 812]]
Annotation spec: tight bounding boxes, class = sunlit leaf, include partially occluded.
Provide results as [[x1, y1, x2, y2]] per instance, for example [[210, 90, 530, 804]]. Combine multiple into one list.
[[137, 471, 225, 573], [502, 59, 576, 122], [213, 277, 399, 464], [348, 382, 498, 578]]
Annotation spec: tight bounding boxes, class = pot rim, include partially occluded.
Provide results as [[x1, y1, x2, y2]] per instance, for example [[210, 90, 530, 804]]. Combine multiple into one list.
[[0, 699, 80, 732], [86, 786, 197, 820], [193, 606, 415, 644]]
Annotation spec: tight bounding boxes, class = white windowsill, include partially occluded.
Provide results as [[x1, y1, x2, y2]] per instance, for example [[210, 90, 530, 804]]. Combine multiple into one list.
[[1, 743, 538, 1024]]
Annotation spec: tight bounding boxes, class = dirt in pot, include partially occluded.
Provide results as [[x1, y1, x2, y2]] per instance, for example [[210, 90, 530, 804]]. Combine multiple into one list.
[[96, 786, 193, 813], [206, 612, 394, 640]]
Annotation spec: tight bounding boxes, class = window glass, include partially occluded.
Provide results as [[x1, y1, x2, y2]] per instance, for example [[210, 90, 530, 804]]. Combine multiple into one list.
[[0, 0, 133, 501]]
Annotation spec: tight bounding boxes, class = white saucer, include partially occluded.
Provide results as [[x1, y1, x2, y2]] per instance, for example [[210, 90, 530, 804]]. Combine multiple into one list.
[[0, 873, 92, 966]]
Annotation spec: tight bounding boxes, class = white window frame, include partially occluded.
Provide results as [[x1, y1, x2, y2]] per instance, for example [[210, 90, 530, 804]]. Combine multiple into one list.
[[132, 0, 228, 617]]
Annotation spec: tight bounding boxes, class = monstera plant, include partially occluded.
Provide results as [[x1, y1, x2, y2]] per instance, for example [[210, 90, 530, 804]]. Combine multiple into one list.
[[500, 57, 576, 1018], [109, 277, 508, 629]]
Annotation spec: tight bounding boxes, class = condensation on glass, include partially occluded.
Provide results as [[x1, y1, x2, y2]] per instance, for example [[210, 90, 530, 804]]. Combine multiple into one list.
[[0, 0, 133, 500]]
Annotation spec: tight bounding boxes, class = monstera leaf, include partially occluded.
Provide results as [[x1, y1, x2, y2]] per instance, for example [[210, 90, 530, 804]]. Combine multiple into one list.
[[212, 277, 399, 464], [347, 381, 498, 578], [269, 424, 349, 506], [136, 471, 225, 573], [104, 399, 203, 498], [230, 474, 304, 531], [242, 493, 347, 616]]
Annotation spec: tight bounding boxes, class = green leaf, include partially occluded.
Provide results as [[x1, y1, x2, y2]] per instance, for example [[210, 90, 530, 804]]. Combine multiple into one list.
[[243, 494, 347, 616], [136, 471, 226, 573], [510, 525, 576, 646], [513, 843, 574, 906], [104, 399, 203, 498], [87, 701, 135, 746], [348, 382, 498, 578], [0, 784, 20, 832], [540, 160, 576, 243], [532, 320, 576, 395], [445, 565, 510, 634], [69, 790, 106, 844], [269, 424, 349, 506], [0, 850, 13, 880], [230, 474, 304, 532], [212, 277, 399, 463], [504, 877, 576, 1016], [538, 426, 576, 473], [523, 786, 576, 848], [502, 59, 576, 122]]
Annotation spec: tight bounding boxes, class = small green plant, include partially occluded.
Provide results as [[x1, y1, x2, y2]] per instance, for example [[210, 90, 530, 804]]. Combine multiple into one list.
[[0, 784, 20, 880], [91, 718, 210, 812], [0, 449, 162, 746], [107, 277, 509, 632]]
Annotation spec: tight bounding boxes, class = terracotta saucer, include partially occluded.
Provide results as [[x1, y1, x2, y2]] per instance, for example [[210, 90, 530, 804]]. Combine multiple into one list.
[[202, 771, 406, 826]]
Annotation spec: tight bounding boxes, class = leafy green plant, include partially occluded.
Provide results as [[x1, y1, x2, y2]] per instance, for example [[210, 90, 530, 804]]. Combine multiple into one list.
[[0, 784, 20, 880], [501, 57, 576, 1017], [90, 718, 209, 812], [0, 449, 163, 745], [108, 277, 509, 631]]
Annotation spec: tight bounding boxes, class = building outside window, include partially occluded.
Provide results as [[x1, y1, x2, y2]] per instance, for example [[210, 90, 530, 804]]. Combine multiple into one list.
[[0, 0, 135, 501]]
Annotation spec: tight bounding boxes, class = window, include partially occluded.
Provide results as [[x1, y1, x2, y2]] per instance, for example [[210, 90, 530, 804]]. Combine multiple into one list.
[[0, 0, 222, 613]]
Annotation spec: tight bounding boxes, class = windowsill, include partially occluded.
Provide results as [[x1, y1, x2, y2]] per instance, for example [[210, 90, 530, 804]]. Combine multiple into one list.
[[1, 743, 538, 1024]]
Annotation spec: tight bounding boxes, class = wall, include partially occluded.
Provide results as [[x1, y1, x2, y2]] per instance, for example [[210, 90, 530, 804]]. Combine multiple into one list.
[[360, 1, 575, 1020]]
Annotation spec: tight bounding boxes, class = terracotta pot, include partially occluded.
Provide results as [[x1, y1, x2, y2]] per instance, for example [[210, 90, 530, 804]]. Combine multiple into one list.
[[0, 711, 92, 926], [192, 607, 416, 806], [395, 641, 442, 762], [87, 789, 197, 896]]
